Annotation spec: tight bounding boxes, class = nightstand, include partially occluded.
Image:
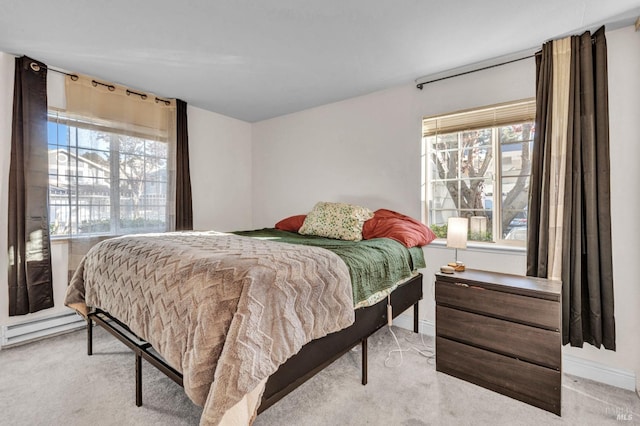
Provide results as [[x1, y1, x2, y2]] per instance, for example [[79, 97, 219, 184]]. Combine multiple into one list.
[[435, 269, 562, 415]]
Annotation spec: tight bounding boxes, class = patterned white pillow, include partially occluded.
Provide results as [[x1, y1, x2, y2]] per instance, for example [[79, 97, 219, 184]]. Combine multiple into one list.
[[298, 202, 374, 241]]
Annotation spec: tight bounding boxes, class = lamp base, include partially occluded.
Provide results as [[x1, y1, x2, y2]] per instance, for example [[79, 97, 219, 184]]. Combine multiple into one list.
[[448, 262, 465, 272]]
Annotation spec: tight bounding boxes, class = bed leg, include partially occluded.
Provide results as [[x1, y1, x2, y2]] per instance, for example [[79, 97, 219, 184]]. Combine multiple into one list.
[[135, 352, 142, 407], [87, 317, 93, 356], [413, 301, 419, 333], [361, 338, 368, 386]]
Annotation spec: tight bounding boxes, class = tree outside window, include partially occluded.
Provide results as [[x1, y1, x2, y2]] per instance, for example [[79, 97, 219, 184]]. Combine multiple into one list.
[[423, 100, 535, 245]]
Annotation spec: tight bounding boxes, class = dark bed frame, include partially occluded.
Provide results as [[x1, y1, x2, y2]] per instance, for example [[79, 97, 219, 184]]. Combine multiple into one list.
[[86, 273, 423, 414]]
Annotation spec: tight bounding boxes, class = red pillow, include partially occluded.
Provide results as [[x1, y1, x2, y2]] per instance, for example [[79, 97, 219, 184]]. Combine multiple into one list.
[[362, 209, 437, 248], [275, 214, 307, 232]]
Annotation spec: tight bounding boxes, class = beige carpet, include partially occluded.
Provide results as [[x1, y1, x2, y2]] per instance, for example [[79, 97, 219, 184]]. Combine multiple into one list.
[[0, 325, 638, 425]]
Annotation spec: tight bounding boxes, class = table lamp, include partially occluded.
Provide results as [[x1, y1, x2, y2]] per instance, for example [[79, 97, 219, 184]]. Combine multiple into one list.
[[447, 217, 468, 269]]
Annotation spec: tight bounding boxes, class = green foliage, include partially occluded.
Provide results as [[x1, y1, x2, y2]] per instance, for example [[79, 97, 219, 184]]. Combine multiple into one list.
[[77, 218, 166, 234], [469, 231, 493, 242], [430, 224, 493, 242], [430, 224, 447, 239], [78, 219, 111, 233], [119, 217, 166, 229]]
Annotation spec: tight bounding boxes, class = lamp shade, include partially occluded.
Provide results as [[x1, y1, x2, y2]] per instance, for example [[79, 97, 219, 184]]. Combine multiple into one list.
[[447, 217, 468, 249]]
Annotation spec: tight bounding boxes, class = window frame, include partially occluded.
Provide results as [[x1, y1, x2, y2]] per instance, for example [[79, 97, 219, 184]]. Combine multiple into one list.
[[47, 110, 171, 239], [422, 99, 536, 247]]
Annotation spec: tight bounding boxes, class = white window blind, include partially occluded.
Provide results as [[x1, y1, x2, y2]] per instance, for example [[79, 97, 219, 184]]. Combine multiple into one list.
[[423, 99, 536, 137]]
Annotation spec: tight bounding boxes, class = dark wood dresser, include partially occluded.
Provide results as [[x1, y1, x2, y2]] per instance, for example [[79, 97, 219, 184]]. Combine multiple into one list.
[[435, 269, 562, 415]]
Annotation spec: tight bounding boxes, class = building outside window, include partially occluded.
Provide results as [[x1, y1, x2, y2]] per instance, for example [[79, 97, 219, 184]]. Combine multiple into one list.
[[422, 99, 536, 245], [48, 111, 169, 237]]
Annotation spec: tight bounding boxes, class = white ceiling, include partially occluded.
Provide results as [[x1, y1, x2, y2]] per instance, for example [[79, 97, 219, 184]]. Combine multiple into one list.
[[1, 1, 639, 122]]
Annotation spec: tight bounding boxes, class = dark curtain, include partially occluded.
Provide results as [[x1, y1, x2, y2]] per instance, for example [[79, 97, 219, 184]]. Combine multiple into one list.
[[175, 99, 193, 230], [8, 56, 54, 316], [527, 27, 615, 350], [527, 44, 553, 279]]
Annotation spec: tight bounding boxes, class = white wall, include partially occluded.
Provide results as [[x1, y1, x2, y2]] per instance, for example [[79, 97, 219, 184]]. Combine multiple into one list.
[[188, 105, 253, 232], [253, 26, 640, 384], [0, 53, 16, 326], [253, 84, 420, 224], [593, 25, 640, 390], [0, 55, 253, 329]]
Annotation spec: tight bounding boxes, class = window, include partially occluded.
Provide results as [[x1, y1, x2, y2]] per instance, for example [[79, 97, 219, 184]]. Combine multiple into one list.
[[422, 99, 536, 245], [48, 111, 170, 237]]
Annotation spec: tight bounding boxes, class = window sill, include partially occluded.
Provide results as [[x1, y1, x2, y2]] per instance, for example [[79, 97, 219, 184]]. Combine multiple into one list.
[[427, 239, 526, 255], [50, 237, 69, 245], [50, 233, 115, 244]]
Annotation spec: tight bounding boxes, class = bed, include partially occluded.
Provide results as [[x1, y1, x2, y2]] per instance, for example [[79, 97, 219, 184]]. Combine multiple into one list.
[[65, 227, 425, 425]]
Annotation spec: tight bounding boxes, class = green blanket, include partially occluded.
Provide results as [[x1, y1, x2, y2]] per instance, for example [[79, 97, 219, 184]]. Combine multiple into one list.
[[233, 229, 425, 305]]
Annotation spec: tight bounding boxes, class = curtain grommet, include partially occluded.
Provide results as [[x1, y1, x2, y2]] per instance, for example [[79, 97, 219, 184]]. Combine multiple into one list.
[[30, 62, 40, 72]]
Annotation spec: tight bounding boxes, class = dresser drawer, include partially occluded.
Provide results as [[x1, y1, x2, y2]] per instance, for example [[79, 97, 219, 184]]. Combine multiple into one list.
[[435, 280, 559, 330], [436, 336, 561, 415], [436, 305, 561, 369]]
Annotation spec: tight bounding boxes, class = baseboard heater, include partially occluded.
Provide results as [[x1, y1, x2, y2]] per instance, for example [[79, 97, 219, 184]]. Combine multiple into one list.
[[1, 311, 85, 347]]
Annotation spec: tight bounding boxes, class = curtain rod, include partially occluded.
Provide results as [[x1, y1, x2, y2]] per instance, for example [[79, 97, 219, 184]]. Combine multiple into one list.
[[49, 67, 79, 81], [416, 28, 605, 90], [416, 54, 536, 90], [28, 62, 79, 81], [28, 60, 172, 105]]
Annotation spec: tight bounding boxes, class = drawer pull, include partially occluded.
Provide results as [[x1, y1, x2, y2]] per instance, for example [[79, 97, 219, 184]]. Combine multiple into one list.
[[454, 282, 469, 287]]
